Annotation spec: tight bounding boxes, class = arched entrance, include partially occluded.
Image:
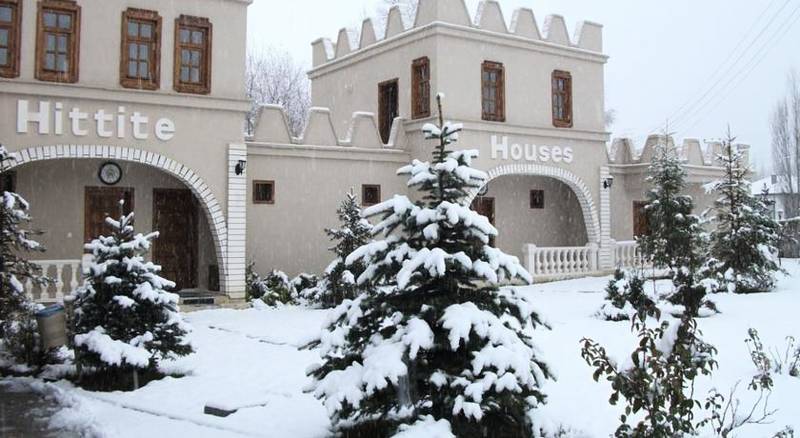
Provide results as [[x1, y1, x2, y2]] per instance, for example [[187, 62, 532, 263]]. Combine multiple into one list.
[[467, 163, 600, 243], [466, 164, 602, 280], [5, 145, 229, 295]]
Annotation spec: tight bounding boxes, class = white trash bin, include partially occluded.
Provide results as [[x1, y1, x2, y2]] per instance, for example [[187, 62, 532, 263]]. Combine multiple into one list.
[[35, 304, 67, 350]]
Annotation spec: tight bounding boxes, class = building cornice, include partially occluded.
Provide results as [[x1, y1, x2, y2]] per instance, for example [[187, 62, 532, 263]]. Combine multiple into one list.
[[246, 142, 411, 164], [309, 21, 608, 79], [403, 118, 610, 143], [0, 80, 251, 113], [609, 163, 726, 182]]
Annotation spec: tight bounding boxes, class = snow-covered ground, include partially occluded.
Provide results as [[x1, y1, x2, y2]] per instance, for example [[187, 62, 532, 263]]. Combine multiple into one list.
[[14, 261, 800, 437]]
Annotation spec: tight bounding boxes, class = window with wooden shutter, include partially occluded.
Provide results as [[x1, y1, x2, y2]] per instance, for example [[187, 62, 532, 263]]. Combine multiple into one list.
[[0, 0, 21, 78], [411, 57, 430, 119], [120, 8, 161, 90], [481, 61, 505, 122], [552, 70, 573, 128], [378, 79, 399, 144], [36, 0, 81, 83], [174, 15, 211, 94]]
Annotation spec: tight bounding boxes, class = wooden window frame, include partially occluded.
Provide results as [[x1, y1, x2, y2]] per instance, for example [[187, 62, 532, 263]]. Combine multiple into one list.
[[552, 70, 573, 128], [530, 189, 545, 209], [362, 184, 381, 207], [253, 180, 274, 205], [0, 0, 21, 78], [120, 8, 161, 90], [411, 56, 430, 119], [481, 61, 505, 122], [378, 78, 399, 144], [173, 15, 212, 95], [35, 0, 81, 83]]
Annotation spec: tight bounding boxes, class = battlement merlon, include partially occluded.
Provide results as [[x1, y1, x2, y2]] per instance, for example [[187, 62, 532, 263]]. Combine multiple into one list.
[[608, 135, 751, 169], [310, 0, 605, 69]]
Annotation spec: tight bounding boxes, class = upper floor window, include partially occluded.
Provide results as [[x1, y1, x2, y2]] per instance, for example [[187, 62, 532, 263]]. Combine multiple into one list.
[[378, 79, 399, 144], [411, 57, 430, 119], [481, 61, 505, 122], [120, 8, 161, 90], [174, 15, 211, 94], [0, 0, 21, 78], [36, 0, 81, 83], [552, 70, 573, 128]]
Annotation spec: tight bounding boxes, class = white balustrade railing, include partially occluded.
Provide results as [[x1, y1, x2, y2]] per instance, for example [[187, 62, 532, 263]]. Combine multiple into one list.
[[26, 259, 83, 303], [524, 244, 599, 278], [613, 240, 645, 270]]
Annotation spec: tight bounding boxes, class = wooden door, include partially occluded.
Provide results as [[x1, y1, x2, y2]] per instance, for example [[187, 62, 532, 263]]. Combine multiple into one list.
[[378, 79, 399, 144], [471, 196, 496, 246], [632, 201, 649, 238], [153, 189, 197, 291], [84, 187, 134, 242]]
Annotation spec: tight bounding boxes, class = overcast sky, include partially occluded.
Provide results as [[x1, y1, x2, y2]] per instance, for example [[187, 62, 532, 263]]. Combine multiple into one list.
[[247, 0, 800, 173]]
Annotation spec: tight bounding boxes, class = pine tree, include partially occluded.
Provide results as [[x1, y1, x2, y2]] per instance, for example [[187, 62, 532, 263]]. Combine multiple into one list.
[[706, 132, 783, 293], [308, 96, 550, 437], [316, 190, 372, 307], [638, 137, 703, 272], [0, 146, 48, 339], [72, 203, 192, 384]]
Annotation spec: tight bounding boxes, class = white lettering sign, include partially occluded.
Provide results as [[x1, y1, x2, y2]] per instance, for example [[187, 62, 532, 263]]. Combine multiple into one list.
[[16, 100, 176, 142], [491, 135, 574, 164]]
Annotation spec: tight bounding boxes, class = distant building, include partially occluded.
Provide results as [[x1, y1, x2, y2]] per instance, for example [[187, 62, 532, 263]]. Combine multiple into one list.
[[751, 175, 800, 221]]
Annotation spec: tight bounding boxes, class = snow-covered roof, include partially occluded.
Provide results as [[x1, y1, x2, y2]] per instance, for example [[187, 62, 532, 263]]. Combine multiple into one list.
[[751, 175, 798, 196]]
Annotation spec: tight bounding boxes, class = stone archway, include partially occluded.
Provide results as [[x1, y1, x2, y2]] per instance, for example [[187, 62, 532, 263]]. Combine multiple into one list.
[[5, 144, 229, 292], [466, 163, 601, 244]]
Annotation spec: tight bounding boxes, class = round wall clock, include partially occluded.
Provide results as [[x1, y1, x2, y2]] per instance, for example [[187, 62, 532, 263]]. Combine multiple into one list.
[[98, 162, 123, 186]]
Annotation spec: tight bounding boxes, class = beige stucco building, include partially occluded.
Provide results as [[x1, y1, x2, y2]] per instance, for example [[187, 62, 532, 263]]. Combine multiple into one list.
[[1, 0, 742, 303]]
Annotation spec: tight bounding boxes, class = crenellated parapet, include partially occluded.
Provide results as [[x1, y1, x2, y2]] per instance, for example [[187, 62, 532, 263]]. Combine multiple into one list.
[[311, 0, 604, 68], [248, 104, 408, 150], [608, 135, 750, 167]]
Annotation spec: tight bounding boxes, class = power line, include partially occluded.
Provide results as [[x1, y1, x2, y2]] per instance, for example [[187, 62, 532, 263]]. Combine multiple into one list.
[[675, 4, 800, 136], [666, 0, 794, 130], [651, 0, 787, 133]]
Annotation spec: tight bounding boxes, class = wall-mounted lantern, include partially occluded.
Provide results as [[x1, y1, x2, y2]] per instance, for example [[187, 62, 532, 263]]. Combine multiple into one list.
[[235, 159, 247, 176], [602, 176, 615, 190]]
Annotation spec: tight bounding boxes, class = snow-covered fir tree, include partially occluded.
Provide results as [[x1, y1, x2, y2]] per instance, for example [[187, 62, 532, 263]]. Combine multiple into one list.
[[0, 146, 48, 339], [706, 133, 783, 293], [72, 203, 192, 379], [308, 96, 550, 437], [638, 138, 703, 272], [315, 189, 372, 307]]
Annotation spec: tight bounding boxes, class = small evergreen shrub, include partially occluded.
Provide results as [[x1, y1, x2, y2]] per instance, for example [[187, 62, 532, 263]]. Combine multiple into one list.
[[668, 268, 718, 318], [246, 266, 294, 306], [595, 269, 657, 321], [1, 303, 58, 369]]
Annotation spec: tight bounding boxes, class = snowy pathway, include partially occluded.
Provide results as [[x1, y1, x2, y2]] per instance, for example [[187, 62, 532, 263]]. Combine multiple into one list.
[[26, 261, 800, 437]]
